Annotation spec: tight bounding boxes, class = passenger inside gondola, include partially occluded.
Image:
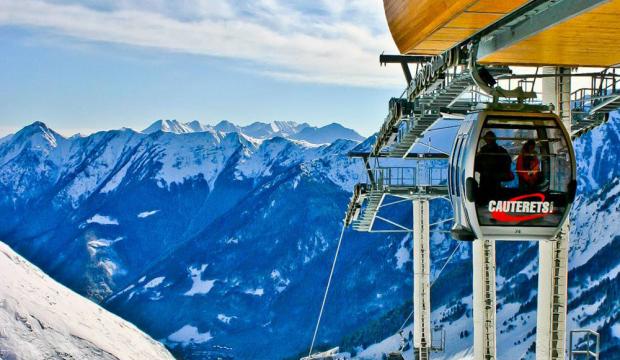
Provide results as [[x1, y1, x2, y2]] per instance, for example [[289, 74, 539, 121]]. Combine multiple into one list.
[[474, 131, 514, 201], [517, 139, 541, 191]]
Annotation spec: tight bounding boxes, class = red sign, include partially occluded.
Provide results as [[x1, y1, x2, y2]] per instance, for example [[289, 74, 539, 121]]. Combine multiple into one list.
[[488, 193, 554, 222]]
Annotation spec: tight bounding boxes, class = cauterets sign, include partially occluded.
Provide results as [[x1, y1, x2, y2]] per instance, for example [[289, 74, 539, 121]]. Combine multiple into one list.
[[488, 193, 554, 222]]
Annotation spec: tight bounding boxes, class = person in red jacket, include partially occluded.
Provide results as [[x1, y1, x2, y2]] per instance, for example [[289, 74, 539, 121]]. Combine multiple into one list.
[[517, 139, 541, 190]]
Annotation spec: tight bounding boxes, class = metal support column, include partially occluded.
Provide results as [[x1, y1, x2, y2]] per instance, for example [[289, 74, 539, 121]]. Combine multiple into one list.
[[537, 67, 571, 360], [413, 200, 431, 360], [473, 239, 497, 360]]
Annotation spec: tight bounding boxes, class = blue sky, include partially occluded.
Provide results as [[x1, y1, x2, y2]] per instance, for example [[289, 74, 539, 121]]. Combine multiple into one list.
[[0, 0, 404, 137]]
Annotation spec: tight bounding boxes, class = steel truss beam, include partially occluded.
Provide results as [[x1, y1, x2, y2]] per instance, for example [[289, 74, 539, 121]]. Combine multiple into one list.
[[380, 54, 434, 84]]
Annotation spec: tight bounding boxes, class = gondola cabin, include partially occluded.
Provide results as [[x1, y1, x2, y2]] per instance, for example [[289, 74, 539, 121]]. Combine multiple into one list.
[[449, 108, 577, 241]]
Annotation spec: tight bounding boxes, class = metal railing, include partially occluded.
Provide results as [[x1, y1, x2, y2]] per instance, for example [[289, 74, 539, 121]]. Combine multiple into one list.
[[571, 68, 620, 116], [373, 97, 415, 155], [370, 166, 448, 191], [431, 329, 446, 352], [569, 329, 600, 360]]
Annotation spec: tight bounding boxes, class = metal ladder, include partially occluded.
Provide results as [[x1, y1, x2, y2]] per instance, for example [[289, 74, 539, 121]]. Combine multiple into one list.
[[473, 238, 497, 360], [550, 235, 569, 359], [390, 72, 473, 158], [351, 192, 384, 231], [415, 348, 430, 360], [482, 240, 496, 360], [413, 200, 432, 360]]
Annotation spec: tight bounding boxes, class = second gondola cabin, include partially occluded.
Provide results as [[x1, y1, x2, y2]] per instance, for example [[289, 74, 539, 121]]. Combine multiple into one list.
[[449, 107, 577, 241]]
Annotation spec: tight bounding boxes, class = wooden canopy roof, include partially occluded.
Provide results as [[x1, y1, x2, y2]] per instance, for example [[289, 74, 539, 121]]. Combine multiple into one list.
[[384, 0, 620, 67]]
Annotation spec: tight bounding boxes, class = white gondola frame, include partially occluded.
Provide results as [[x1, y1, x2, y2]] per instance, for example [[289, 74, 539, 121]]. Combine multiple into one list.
[[449, 109, 577, 241]]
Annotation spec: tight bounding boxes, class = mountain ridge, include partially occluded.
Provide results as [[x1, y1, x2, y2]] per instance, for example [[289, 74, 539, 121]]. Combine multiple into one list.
[[140, 119, 364, 144]]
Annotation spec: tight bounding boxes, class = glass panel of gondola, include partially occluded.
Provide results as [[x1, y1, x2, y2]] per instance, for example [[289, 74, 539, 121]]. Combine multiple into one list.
[[474, 116, 572, 227]]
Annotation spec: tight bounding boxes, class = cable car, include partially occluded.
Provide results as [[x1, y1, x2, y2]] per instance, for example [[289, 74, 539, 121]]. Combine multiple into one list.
[[449, 106, 577, 241]]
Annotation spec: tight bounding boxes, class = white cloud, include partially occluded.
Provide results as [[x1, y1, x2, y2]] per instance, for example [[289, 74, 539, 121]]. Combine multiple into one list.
[[0, 0, 401, 87]]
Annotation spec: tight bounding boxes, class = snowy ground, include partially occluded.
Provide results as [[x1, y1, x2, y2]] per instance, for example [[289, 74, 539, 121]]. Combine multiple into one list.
[[0, 241, 173, 360]]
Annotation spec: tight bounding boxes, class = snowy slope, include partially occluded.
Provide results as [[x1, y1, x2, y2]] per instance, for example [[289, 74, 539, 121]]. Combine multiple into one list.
[[0, 241, 173, 360]]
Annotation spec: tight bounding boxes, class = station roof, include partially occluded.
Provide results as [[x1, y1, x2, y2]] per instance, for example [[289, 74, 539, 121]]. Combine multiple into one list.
[[384, 0, 620, 67]]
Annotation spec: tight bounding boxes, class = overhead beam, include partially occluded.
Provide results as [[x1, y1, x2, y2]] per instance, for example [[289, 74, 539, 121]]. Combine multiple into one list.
[[477, 0, 608, 61], [348, 151, 448, 160], [380, 54, 434, 84], [379, 54, 433, 65]]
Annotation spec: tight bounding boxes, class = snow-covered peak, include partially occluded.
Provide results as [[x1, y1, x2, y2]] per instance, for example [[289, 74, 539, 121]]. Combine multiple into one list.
[[272, 120, 309, 136], [0, 121, 68, 167], [142, 119, 195, 134], [142, 119, 220, 134], [214, 120, 241, 133], [186, 120, 213, 132], [11, 121, 64, 147], [151, 130, 240, 188], [291, 122, 364, 144], [0, 241, 173, 360], [241, 121, 283, 139], [143, 119, 362, 144]]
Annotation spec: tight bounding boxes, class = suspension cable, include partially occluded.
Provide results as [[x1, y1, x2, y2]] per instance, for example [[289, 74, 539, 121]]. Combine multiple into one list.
[[307, 221, 347, 357], [307, 222, 461, 356]]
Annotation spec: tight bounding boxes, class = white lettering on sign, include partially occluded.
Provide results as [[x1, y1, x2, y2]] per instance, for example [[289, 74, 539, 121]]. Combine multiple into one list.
[[488, 200, 554, 214]]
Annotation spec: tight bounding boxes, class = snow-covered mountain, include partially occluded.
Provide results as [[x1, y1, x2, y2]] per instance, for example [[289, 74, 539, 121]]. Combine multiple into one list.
[[143, 119, 202, 134], [291, 123, 366, 144], [0, 241, 173, 360], [0, 114, 618, 359], [140, 119, 364, 144], [0, 119, 381, 359]]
